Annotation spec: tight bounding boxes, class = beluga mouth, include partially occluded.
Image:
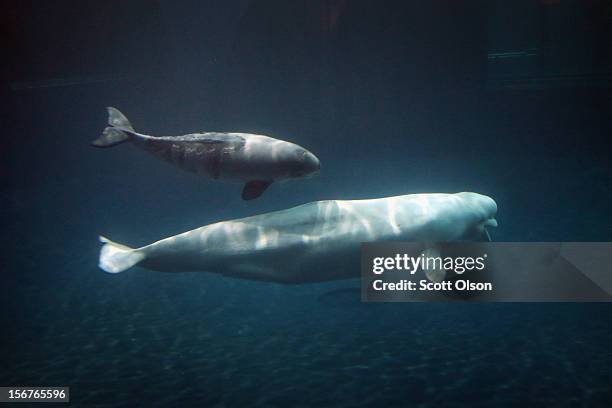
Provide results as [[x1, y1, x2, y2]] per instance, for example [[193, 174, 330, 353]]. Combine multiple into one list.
[[481, 217, 498, 241], [484, 218, 498, 228]]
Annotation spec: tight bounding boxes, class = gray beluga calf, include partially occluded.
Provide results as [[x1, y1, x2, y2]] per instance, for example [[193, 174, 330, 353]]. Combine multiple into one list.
[[97, 192, 498, 283], [92, 107, 320, 200]]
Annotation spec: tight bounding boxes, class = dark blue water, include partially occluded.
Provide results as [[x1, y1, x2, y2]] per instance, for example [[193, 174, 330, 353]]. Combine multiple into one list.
[[3, 1, 612, 406]]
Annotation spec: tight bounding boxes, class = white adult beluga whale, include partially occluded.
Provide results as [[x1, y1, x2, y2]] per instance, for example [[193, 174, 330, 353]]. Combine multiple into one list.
[[97, 192, 498, 283], [92, 107, 320, 200]]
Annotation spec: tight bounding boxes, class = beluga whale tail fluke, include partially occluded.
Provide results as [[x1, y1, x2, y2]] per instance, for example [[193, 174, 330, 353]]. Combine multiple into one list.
[[91, 107, 135, 148], [91, 107, 321, 200], [98, 236, 145, 274]]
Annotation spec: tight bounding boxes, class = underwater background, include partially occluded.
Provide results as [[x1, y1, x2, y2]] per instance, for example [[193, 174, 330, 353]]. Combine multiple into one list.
[[3, 1, 612, 406]]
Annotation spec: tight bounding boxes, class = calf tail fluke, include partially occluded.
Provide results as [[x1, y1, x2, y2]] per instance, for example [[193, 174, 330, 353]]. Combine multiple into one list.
[[91, 107, 134, 148], [98, 236, 145, 274], [92, 127, 131, 147], [106, 107, 134, 131]]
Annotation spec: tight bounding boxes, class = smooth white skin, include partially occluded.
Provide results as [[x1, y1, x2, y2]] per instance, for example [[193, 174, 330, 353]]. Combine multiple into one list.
[[132, 192, 498, 283]]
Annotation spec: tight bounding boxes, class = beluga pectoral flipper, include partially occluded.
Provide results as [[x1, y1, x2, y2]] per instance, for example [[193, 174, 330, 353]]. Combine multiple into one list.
[[91, 107, 320, 200]]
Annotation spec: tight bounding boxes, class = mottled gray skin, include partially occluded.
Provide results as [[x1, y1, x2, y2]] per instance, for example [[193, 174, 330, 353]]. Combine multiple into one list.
[[93, 107, 320, 199], [131, 131, 320, 183]]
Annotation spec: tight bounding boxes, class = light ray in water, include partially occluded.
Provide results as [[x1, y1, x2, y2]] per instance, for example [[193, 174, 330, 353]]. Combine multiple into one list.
[[9, 74, 134, 91]]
